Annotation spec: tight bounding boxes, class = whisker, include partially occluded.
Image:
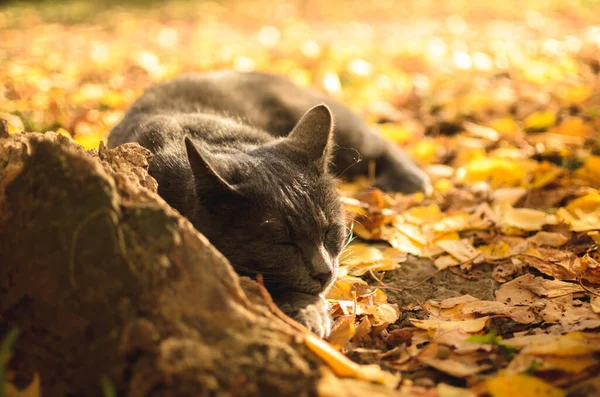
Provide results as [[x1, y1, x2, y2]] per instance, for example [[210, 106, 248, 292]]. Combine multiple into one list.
[[333, 146, 362, 179]]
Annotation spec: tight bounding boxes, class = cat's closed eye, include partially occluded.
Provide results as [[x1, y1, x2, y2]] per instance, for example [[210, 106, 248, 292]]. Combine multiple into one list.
[[260, 218, 294, 245], [324, 226, 345, 254]]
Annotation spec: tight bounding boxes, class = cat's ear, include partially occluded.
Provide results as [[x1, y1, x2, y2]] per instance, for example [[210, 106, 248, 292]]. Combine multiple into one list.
[[185, 137, 236, 194], [287, 104, 333, 171]]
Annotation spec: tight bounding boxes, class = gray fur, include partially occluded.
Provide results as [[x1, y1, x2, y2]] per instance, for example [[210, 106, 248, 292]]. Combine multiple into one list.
[[108, 71, 430, 336]]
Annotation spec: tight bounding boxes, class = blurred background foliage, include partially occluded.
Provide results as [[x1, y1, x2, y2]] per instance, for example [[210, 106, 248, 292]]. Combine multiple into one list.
[[1, 0, 600, 157]]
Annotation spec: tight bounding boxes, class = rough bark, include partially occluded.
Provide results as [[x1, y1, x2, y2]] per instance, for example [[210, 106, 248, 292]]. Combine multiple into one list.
[[0, 132, 322, 396]]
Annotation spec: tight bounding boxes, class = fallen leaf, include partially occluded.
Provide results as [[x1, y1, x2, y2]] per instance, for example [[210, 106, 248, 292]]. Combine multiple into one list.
[[522, 332, 600, 356], [437, 383, 475, 397], [305, 334, 399, 386], [410, 317, 489, 333], [591, 297, 600, 314], [417, 343, 492, 377], [522, 277, 584, 298], [435, 239, 480, 263], [524, 110, 556, 132], [499, 205, 558, 231], [527, 231, 569, 247], [327, 316, 356, 351], [485, 375, 564, 397]]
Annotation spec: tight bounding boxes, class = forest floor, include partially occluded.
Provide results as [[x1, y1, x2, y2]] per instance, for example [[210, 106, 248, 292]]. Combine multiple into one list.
[[2, 1, 600, 396]]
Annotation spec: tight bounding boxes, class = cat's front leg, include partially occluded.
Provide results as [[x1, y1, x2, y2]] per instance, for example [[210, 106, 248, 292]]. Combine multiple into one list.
[[273, 292, 332, 338], [376, 143, 432, 195]]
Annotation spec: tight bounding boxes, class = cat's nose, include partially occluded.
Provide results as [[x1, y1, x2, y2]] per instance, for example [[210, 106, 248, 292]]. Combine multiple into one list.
[[311, 270, 333, 287]]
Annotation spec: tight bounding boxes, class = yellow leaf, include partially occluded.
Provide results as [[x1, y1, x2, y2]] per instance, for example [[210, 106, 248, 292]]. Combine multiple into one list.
[[550, 116, 593, 137], [485, 375, 564, 397], [378, 123, 412, 144], [537, 356, 598, 373], [74, 133, 104, 150], [340, 244, 383, 266], [403, 204, 443, 224], [425, 231, 460, 257], [327, 277, 368, 301], [463, 121, 499, 141], [363, 303, 399, 325], [500, 205, 558, 231], [492, 188, 527, 206], [523, 332, 600, 356], [412, 139, 439, 164], [477, 240, 513, 261], [384, 229, 423, 256], [591, 297, 600, 314], [453, 147, 487, 168], [434, 178, 454, 194], [55, 128, 73, 139], [557, 85, 592, 105], [529, 163, 563, 189], [558, 193, 600, 232], [410, 317, 489, 333], [431, 214, 471, 233], [489, 117, 520, 138], [434, 255, 460, 270], [435, 239, 480, 262], [458, 157, 530, 187], [527, 231, 568, 247], [5, 373, 41, 397], [100, 90, 128, 109], [437, 383, 475, 397], [326, 316, 356, 351], [581, 156, 600, 177], [305, 334, 399, 386], [373, 289, 389, 304], [565, 193, 600, 214], [556, 207, 599, 232], [524, 111, 556, 132]]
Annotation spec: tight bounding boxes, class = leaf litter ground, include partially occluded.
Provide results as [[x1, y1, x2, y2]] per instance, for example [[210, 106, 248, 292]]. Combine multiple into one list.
[[1, 1, 600, 396]]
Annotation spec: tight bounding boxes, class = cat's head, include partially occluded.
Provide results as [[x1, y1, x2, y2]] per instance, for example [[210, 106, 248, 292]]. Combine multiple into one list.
[[185, 105, 346, 296]]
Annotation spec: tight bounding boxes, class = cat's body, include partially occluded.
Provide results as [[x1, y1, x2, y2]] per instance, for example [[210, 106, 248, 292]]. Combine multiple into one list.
[[108, 70, 430, 336]]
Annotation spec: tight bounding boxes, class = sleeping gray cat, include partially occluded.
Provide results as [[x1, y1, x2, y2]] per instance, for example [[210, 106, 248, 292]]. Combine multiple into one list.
[[108, 70, 430, 337]]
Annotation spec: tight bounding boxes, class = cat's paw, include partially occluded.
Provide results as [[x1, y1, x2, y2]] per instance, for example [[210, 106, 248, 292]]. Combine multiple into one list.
[[293, 297, 332, 338], [376, 168, 432, 195], [377, 146, 432, 195], [273, 292, 332, 338]]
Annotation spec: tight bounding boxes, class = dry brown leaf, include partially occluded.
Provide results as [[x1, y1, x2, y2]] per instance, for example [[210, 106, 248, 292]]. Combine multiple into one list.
[[580, 253, 600, 284], [495, 274, 539, 304], [520, 252, 579, 280], [522, 277, 585, 298], [432, 328, 493, 354], [435, 239, 480, 263], [527, 231, 569, 247], [437, 383, 476, 397], [521, 332, 600, 356], [410, 317, 489, 333], [591, 297, 600, 314], [499, 205, 558, 231], [416, 343, 492, 377]]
